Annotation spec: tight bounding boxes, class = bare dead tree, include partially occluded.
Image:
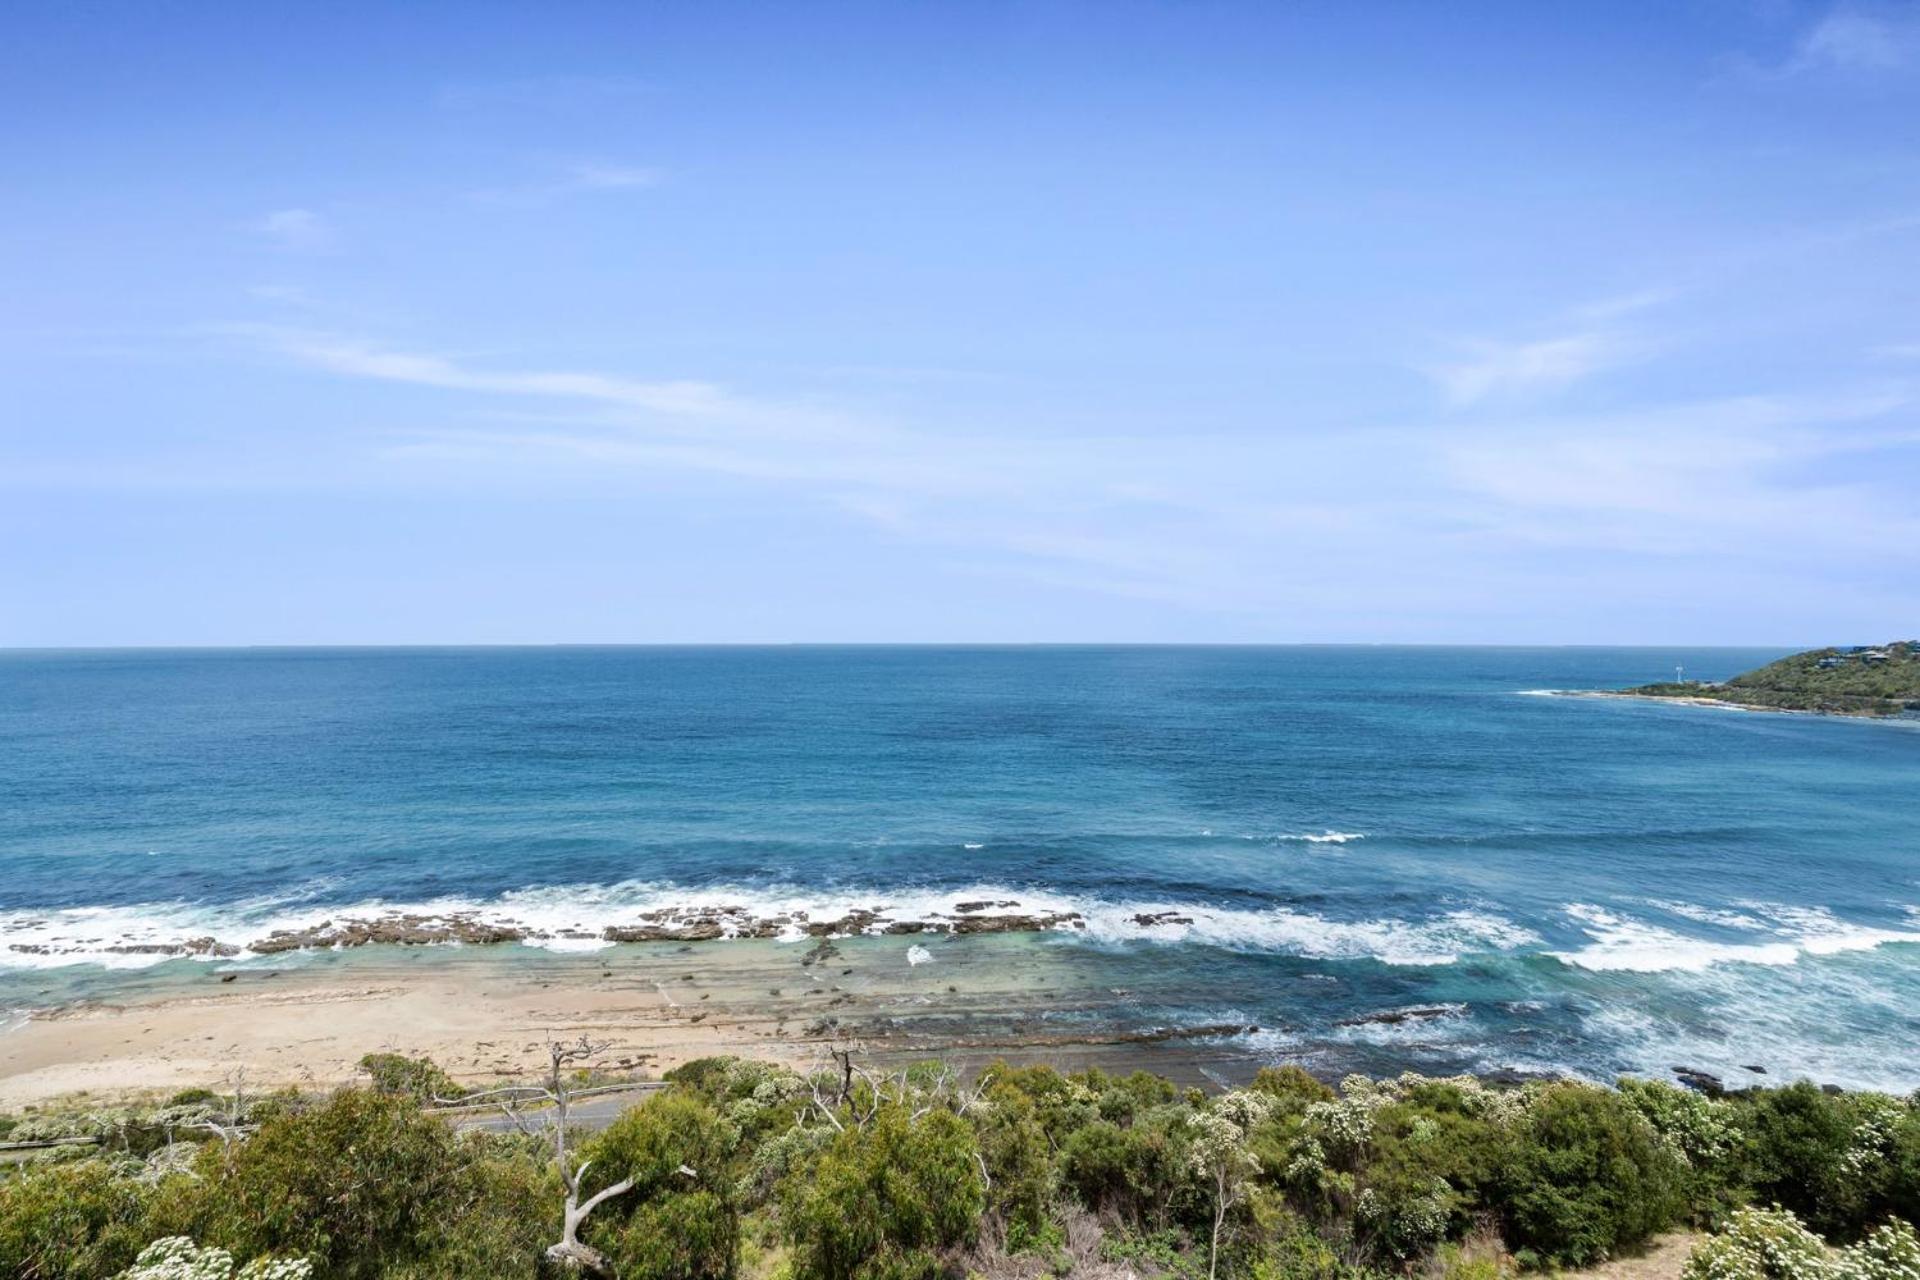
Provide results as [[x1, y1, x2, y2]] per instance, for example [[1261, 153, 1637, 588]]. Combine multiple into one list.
[[196, 1066, 254, 1154], [446, 1035, 646, 1277]]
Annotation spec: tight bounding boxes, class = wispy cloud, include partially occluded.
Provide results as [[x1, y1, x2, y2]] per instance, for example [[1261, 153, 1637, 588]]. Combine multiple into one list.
[[1428, 334, 1618, 406], [470, 161, 664, 207], [1726, 4, 1920, 80], [270, 331, 732, 418], [250, 208, 334, 252], [240, 327, 1920, 625], [1794, 6, 1919, 72]]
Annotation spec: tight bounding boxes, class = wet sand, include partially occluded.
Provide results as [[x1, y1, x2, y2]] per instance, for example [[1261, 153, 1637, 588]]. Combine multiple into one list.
[[0, 932, 1259, 1108]]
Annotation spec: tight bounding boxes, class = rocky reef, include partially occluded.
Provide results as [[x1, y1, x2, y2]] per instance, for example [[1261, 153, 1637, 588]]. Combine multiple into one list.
[[4, 899, 1091, 962]]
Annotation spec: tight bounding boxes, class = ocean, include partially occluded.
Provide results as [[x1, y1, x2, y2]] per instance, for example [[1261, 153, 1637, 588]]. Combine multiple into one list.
[[2, 646, 1916, 1089]]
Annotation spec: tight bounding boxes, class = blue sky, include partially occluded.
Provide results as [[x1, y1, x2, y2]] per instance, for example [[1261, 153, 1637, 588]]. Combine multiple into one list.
[[4, 1, 1918, 645]]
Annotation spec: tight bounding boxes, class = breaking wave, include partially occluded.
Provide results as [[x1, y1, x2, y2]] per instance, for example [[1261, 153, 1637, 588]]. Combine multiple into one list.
[[1550, 902, 1920, 973], [0, 880, 1524, 970]]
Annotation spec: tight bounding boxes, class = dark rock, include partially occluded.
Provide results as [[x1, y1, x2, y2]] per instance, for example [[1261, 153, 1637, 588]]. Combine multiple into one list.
[[1336, 1004, 1463, 1028], [1672, 1067, 1725, 1096]]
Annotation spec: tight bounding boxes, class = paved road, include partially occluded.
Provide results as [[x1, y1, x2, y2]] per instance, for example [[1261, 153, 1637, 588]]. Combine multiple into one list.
[[441, 1081, 669, 1135]]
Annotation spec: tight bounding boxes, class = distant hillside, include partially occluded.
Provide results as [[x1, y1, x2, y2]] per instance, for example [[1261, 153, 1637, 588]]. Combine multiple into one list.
[[1624, 641, 1920, 717]]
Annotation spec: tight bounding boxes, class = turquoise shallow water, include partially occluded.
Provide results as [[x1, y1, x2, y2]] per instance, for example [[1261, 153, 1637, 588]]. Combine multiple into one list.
[[1, 646, 1916, 1087]]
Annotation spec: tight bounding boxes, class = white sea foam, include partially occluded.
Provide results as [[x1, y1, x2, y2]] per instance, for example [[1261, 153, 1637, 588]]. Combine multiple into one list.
[[1552, 902, 1920, 973], [1075, 901, 1537, 965], [1651, 900, 1769, 931], [16, 883, 1913, 977], [907, 944, 933, 966], [1578, 973, 1920, 1095], [0, 881, 1531, 970]]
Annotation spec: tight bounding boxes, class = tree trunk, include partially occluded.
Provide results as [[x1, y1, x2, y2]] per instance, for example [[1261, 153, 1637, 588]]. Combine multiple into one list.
[[1209, 1172, 1227, 1280]]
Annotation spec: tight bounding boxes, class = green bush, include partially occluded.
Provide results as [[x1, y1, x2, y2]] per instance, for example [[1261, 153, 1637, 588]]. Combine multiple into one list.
[[1059, 1109, 1197, 1229], [7, 1061, 1919, 1280], [0, 1158, 157, 1280], [1619, 1078, 1746, 1225], [383, 1136, 561, 1280], [1734, 1083, 1914, 1240], [356, 1054, 463, 1104], [975, 1081, 1054, 1237], [581, 1093, 741, 1280], [1249, 1067, 1336, 1114], [1356, 1089, 1511, 1260], [193, 1089, 464, 1279], [782, 1105, 984, 1280], [1499, 1083, 1685, 1268]]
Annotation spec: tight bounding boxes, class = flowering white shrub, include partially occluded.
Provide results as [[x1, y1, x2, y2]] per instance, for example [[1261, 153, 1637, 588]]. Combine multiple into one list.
[[114, 1237, 311, 1280], [1303, 1092, 1381, 1158], [1840, 1097, 1907, 1180], [1684, 1208, 1920, 1280], [1837, 1220, 1920, 1280], [1620, 1077, 1741, 1170], [1683, 1207, 1835, 1280], [1188, 1091, 1275, 1280]]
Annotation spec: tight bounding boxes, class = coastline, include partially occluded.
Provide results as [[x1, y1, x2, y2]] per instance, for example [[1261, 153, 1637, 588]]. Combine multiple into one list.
[[0, 933, 1273, 1109], [1547, 689, 1915, 720]]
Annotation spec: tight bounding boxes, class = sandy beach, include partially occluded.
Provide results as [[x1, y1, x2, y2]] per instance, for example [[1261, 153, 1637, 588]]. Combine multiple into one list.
[[0, 932, 1260, 1109]]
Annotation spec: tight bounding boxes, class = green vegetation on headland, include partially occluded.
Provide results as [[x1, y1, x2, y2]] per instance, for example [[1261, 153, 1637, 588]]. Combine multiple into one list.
[[5, 1050, 1920, 1280], [1621, 642, 1920, 717]]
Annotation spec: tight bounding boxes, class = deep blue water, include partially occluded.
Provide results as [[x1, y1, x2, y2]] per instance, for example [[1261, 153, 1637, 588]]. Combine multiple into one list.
[[2, 646, 1917, 1086]]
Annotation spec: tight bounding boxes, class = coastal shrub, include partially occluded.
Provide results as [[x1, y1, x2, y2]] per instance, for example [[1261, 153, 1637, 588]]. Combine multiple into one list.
[[1096, 1069, 1182, 1124], [740, 1120, 831, 1209], [0, 1158, 158, 1279], [1192, 1091, 1278, 1278], [975, 1079, 1055, 1237], [382, 1135, 560, 1280], [581, 1093, 741, 1280], [1887, 1109, 1920, 1228], [14, 1062, 1920, 1280], [356, 1053, 463, 1104], [1250, 1066, 1337, 1115], [1841, 1218, 1920, 1280], [1684, 1208, 1920, 1280], [782, 1105, 984, 1280], [1498, 1082, 1685, 1268], [665, 1056, 806, 1150], [1244, 1190, 1356, 1280], [1059, 1119, 1136, 1214], [980, 1063, 1097, 1142], [1059, 1108, 1198, 1229], [1352, 1084, 1514, 1260], [1682, 1206, 1833, 1280], [1741, 1083, 1872, 1238], [112, 1235, 312, 1279], [1619, 1078, 1746, 1224], [192, 1089, 464, 1279]]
